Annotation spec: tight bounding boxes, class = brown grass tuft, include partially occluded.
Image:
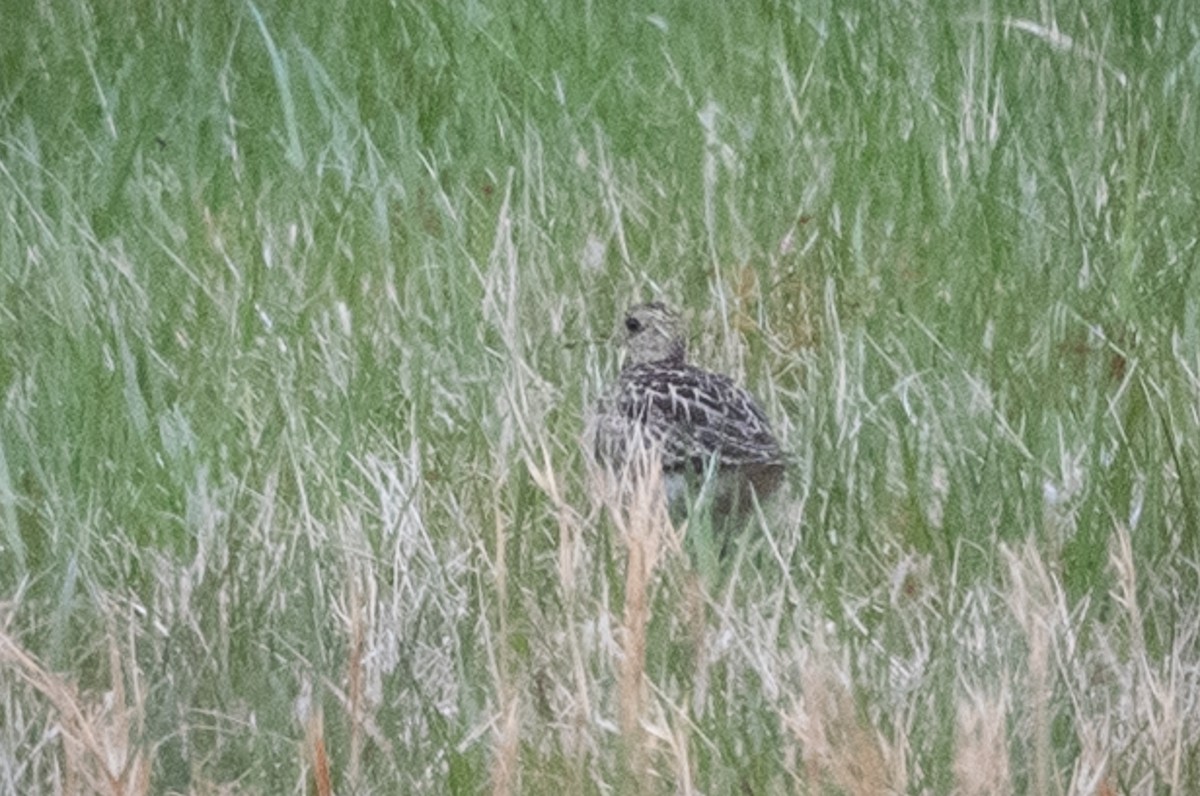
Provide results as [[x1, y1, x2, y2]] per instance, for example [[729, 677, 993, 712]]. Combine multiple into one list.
[[0, 624, 149, 796], [786, 656, 904, 796], [1004, 540, 1065, 796], [952, 688, 1013, 796]]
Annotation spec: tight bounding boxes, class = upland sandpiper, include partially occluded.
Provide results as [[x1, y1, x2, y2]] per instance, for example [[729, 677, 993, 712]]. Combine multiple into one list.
[[592, 302, 787, 537]]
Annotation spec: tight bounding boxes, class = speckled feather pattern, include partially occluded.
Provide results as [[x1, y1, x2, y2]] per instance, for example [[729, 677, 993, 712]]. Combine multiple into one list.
[[593, 303, 787, 489], [606, 360, 783, 473]]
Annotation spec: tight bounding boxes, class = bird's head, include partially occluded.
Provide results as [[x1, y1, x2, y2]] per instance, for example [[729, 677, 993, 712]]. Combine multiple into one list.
[[621, 302, 686, 366]]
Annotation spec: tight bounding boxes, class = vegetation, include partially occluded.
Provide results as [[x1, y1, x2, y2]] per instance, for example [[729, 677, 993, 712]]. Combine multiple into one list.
[[1, 0, 1198, 792]]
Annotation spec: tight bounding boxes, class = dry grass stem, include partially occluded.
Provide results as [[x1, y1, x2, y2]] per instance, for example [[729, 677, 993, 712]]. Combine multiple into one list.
[[302, 706, 333, 796], [609, 448, 680, 783], [0, 627, 149, 796], [489, 690, 521, 796]]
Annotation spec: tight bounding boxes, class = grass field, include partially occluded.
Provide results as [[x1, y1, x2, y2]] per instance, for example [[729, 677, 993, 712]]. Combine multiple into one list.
[[2, 0, 1199, 793]]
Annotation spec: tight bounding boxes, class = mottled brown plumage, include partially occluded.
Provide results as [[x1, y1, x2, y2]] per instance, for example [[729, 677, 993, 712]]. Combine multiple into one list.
[[593, 303, 787, 534]]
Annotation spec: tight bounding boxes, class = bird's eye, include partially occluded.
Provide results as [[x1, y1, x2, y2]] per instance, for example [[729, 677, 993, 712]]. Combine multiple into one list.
[[625, 316, 643, 333]]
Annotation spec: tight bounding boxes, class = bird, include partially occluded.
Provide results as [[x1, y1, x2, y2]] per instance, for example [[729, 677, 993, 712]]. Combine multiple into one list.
[[592, 302, 787, 543]]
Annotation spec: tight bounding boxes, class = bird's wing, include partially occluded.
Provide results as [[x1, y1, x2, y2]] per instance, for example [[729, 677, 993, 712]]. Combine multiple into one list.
[[616, 364, 782, 470]]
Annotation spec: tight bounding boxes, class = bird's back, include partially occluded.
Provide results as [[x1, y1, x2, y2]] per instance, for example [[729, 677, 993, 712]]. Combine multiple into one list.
[[613, 359, 784, 474]]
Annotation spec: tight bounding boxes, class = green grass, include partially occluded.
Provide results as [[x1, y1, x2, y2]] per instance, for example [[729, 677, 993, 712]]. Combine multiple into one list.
[[2, 0, 1199, 792]]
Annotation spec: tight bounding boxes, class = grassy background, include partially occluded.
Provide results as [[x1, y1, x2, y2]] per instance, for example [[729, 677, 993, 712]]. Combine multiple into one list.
[[1, 0, 1199, 792]]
